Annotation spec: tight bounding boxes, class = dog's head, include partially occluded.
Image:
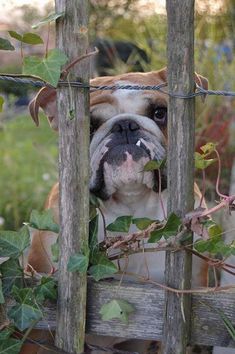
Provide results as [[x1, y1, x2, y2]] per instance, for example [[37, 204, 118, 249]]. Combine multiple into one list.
[[29, 68, 208, 201]]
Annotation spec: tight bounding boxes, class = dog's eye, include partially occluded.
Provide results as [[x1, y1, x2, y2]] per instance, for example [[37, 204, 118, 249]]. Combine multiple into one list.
[[153, 107, 167, 125]]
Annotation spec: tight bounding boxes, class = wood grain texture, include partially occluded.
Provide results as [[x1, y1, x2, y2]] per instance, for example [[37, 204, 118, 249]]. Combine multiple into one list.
[[55, 1, 89, 353], [33, 280, 235, 348], [163, 1, 196, 353]]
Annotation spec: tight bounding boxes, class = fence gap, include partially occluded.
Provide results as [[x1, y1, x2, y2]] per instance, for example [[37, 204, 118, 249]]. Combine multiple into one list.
[[54, 1, 90, 353], [162, 0, 195, 353]]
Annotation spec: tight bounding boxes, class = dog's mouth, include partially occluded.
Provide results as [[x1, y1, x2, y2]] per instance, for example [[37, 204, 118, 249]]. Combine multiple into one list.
[[90, 138, 166, 200]]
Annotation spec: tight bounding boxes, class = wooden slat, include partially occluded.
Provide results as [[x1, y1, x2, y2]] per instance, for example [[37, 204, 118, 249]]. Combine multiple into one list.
[[34, 280, 235, 348], [55, 1, 90, 353], [163, 0, 195, 353]]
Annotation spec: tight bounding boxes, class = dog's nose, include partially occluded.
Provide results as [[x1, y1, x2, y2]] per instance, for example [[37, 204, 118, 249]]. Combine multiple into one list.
[[111, 120, 140, 133]]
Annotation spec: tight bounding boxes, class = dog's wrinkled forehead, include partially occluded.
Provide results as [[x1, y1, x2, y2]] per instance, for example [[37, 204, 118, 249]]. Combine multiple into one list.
[[90, 70, 168, 123]]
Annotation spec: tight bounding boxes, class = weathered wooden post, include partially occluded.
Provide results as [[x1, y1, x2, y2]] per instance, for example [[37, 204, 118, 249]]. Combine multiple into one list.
[[162, 0, 195, 353], [54, 1, 89, 353]]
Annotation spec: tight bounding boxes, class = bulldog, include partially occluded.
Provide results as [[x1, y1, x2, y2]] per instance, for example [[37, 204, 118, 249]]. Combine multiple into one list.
[[26, 68, 209, 353]]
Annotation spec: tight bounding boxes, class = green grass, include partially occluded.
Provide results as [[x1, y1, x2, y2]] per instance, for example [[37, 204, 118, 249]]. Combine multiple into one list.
[[0, 112, 58, 230]]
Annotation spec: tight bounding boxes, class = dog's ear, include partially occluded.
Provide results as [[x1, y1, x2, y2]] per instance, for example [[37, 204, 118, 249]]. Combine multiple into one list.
[[29, 87, 58, 131], [194, 73, 208, 102]]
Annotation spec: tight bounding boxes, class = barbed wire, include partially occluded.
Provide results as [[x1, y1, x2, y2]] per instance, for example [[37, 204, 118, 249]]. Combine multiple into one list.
[[0, 74, 235, 99]]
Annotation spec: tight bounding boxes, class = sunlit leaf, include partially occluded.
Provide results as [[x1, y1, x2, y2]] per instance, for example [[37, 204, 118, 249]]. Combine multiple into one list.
[[32, 12, 65, 29], [148, 213, 182, 243], [143, 159, 166, 171], [23, 49, 68, 87], [67, 253, 89, 273], [29, 209, 59, 233], [0, 96, 4, 112], [195, 152, 216, 170], [100, 299, 134, 323], [106, 215, 132, 233], [0, 226, 30, 258], [8, 31, 22, 41], [22, 33, 43, 45], [200, 142, 217, 155], [132, 217, 155, 230], [0, 37, 14, 51]]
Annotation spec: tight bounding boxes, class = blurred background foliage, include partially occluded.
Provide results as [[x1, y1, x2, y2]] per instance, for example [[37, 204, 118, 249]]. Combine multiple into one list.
[[0, 0, 234, 229]]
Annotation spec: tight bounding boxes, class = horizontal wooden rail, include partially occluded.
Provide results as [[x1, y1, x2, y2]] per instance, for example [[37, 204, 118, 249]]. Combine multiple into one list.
[[31, 279, 235, 348]]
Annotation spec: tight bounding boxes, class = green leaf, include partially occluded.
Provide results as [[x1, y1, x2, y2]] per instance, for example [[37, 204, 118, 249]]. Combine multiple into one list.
[[0, 226, 30, 258], [22, 33, 43, 45], [89, 214, 99, 262], [90, 193, 100, 208], [106, 216, 132, 233], [32, 11, 65, 29], [0, 96, 4, 112], [35, 276, 57, 302], [0, 279, 5, 304], [216, 309, 235, 340], [148, 213, 182, 243], [195, 152, 216, 170], [29, 209, 59, 233], [23, 49, 68, 87], [0, 338, 22, 354], [8, 287, 42, 331], [89, 254, 118, 281], [8, 31, 23, 41], [100, 299, 134, 323], [132, 217, 155, 230], [143, 159, 166, 171], [0, 37, 15, 51], [67, 253, 89, 273], [200, 142, 217, 155], [0, 327, 14, 341], [0, 258, 23, 295], [51, 238, 59, 262]]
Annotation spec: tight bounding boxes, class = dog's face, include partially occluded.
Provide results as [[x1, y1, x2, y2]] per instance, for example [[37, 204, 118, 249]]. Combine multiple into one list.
[[29, 68, 208, 202]]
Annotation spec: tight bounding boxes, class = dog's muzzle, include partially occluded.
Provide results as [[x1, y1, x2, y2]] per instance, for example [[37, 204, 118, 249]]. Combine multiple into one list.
[[89, 114, 167, 199]]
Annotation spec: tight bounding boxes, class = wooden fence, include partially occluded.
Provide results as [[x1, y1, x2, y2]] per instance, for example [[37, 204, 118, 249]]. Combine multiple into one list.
[[38, 0, 235, 353]]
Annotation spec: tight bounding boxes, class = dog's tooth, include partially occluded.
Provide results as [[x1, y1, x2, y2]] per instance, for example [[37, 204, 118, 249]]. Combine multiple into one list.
[[136, 140, 141, 147]]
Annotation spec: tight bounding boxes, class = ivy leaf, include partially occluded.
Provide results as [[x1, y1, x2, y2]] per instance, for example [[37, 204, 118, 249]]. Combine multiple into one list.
[[0, 226, 30, 258], [8, 31, 43, 45], [148, 213, 182, 243], [35, 276, 57, 302], [51, 238, 59, 263], [132, 217, 155, 230], [0, 279, 5, 304], [8, 287, 42, 331], [0, 96, 4, 112], [0, 37, 15, 50], [0, 258, 23, 295], [195, 152, 216, 170], [29, 209, 59, 233], [143, 159, 166, 171], [100, 299, 134, 323], [89, 254, 118, 281], [89, 214, 99, 262], [32, 11, 65, 29], [200, 142, 217, 155], [0, 327, 14, 341], [8, 31, 23, 41], [67, 253, 89, 273], [23, 49, 68, 87], [0, 338, 22, 354], [106, 216, 132, 233]]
